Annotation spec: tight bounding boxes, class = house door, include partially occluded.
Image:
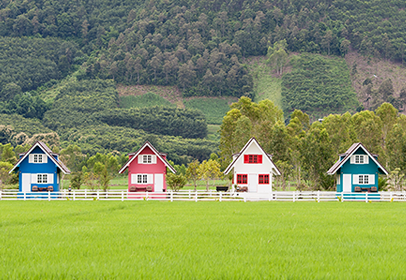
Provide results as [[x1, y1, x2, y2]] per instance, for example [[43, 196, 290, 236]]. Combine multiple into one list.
[[155, 174, 163, 192], [343, 174, 352, 192], [248, 174, 257, 192], [21, 173, 31, 192]]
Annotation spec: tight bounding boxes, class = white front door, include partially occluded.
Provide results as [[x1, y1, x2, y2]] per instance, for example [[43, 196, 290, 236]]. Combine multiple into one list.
[[248, 174, 257, 192], [155, 174, 163, 192], [343, 174, 352, 192], [21, 173, 31, 192]]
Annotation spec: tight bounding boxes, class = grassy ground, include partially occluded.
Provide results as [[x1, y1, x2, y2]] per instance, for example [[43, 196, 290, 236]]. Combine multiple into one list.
[[61, 176, 230, 191], [244, 56, 283, 108], [1, 202, 406, 278], [183, 97, 234, 125]]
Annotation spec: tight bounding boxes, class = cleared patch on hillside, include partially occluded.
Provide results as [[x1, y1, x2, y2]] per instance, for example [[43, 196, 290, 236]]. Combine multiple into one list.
[[244, 56, 286, 109], [345, 52, 406, 112], [183, 97, 236, 125]]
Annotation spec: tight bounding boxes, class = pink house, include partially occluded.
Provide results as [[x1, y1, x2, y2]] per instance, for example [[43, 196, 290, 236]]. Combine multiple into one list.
[[118, 141, 176, 192]]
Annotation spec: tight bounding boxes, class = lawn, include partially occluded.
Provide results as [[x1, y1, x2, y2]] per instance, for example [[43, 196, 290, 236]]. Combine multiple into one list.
[[1, 202, 406, 278]]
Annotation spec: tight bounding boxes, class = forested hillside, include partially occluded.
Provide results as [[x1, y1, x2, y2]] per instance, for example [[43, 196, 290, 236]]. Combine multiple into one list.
[[2, 0, 406, 164]]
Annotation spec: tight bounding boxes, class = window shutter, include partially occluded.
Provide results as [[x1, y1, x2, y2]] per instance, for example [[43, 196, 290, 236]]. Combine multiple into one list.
[[131, 174, 137, 184], [350, 155, 355, 164], [244, 155, 248, 163], [31, 174, 37, 184], [258, 155, 263, 164], [48, 174, 54, 184], [364, 155, 369, 164], [42, 155, 48, 163], [29, 154, 34, 163], [369, 174, 375, 185], [353, 174, 359, 184], [148, 174, 153, 184], [152, 155, 157, 164], [138, 155, 143, 164]]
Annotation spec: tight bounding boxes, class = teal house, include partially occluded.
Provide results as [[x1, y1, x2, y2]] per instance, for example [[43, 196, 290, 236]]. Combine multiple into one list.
[[327, 143, 388, 192]]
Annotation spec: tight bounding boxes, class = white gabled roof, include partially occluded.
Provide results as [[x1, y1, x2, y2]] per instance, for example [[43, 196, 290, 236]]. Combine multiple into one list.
[[327, 143, 388, 175], [9, 141, 71, 174], [118, 141, 176, 174], [223, 137, 281, 176]]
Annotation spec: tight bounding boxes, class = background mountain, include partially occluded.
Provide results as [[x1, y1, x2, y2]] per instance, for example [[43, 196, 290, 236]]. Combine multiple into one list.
[[1, 0, 406, 162]]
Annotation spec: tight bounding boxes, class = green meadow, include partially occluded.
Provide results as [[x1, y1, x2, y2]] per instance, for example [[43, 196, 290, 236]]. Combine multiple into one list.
[[1, 202, 406, 279]]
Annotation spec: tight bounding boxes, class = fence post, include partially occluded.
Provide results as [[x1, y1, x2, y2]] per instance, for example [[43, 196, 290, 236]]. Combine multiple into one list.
[[121, 191, 124, 201], [170, 190, 173, 202], [146, 191, 149, 201], [188, 190, 191, 199], [341, 192, 344, 202], [293, 191, 295, 202], [390, 191, 392, 202], [195, 190, 198, 202], [317, 190, 320, 202], [24, 192, 26, 201], [220, 192, 222, 202], [48, 191, 51, 201], [85, 189, 87, 199], [244, 194, 246, 202], [0, 190, 2, 200], [366, 192, 368, 203], [97, 190, 99, 200], [73, 191, 76, 201]]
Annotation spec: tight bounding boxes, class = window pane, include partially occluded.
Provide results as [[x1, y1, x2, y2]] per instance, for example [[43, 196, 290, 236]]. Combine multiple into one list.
[[43, 174, 47, 183], [364, 175, 368, 184], [137, 175, 142, 184], [359, 175, 363, 184], [143, 175, 147, 184]]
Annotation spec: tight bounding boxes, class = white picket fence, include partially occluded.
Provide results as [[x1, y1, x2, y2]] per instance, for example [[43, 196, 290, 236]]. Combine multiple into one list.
[[1, 189, 406, 202]]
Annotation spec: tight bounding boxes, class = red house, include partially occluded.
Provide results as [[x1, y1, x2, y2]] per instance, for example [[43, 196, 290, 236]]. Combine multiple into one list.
[[118, 141, 176, 192]]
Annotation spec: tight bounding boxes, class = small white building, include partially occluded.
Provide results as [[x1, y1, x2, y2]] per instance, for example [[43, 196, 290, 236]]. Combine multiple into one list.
[[224, 137, 281, 193]]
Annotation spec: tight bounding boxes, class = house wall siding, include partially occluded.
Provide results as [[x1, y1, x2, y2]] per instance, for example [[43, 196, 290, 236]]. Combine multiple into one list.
[[127, 146, 167, 192], [18, 146, 59, 192], [338, 149, 379, 192], [233, 142, 274, 193]]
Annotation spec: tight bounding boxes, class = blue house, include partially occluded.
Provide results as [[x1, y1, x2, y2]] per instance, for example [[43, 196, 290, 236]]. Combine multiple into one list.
[[9, 141, 71, 192], [327, 143, 388, 192]]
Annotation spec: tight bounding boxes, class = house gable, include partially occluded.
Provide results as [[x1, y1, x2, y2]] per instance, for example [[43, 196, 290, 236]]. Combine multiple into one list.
[[9, 141, 70, 174], [327, 143, 388, 176], [224, 137, 281, 176], [119, 141, 176, 174]]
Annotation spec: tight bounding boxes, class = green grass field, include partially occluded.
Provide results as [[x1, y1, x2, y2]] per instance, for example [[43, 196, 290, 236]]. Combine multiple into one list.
[[1, 202, 406, 279]]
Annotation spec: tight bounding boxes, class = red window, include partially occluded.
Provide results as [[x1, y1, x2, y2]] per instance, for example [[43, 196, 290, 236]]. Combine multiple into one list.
[[243, 154, 263, 164], [259, 174, 269, 184], [237, 174, 247, 184]]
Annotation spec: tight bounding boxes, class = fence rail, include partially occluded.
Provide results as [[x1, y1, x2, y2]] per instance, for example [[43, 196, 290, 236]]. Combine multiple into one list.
[[1, 190, 406, 202]]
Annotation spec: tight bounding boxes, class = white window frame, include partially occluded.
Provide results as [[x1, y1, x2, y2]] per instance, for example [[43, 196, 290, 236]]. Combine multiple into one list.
[[355, 174, 372, 185], [351, 155, 368, 164], [32, 173, 53, 184], [132, 174, 153, 184], [29, 154, 48, 164], [138, 154, 157, 164]]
